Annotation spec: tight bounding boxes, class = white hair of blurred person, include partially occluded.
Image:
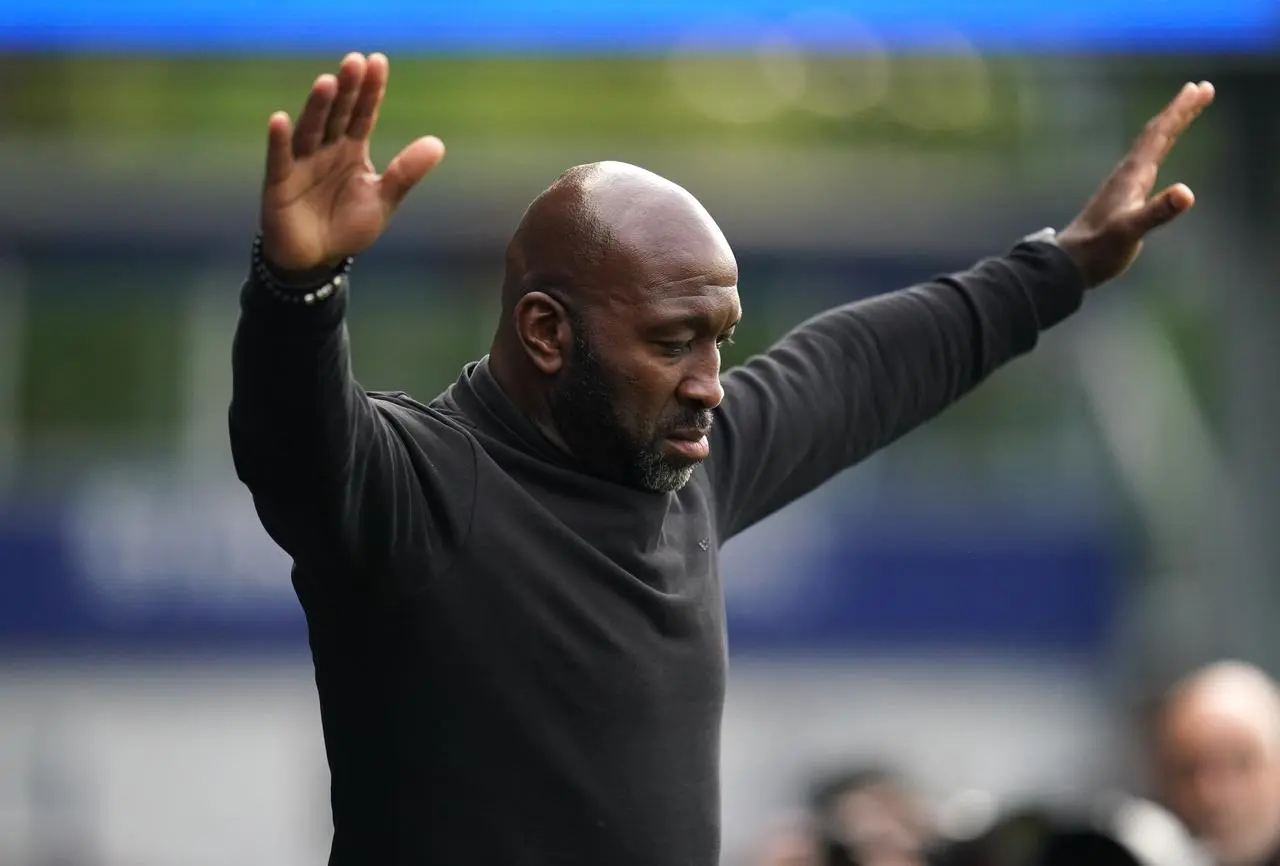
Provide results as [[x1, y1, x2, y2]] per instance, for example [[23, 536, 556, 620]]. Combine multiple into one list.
[[1156, 661, 1280, 866]]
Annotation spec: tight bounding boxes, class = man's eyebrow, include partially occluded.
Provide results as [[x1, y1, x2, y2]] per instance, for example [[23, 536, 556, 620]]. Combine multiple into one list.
[[645, 314, 740, 335]]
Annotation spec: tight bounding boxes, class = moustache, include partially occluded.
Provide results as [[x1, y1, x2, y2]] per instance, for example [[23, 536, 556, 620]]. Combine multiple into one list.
[[663, 409, 714, 438]]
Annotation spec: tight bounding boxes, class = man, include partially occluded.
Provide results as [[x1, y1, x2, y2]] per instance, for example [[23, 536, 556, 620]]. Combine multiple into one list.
[[229, 52, 1213, 866], [1156, 662, 1280, 866]]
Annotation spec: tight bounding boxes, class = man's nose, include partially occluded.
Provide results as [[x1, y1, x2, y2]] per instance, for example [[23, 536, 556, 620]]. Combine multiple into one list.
[[679, 361, 724, 410]]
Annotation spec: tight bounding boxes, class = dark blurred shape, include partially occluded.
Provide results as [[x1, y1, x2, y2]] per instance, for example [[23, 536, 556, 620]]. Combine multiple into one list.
[[933, 805, 1059, 866], [798, 770, 1155, 866], [933, 805, 1158, 866], [1034, 829, 1142, 866]]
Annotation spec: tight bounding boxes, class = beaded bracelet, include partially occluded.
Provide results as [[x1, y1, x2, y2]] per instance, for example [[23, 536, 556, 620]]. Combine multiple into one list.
[[250, 232, 354, 306]]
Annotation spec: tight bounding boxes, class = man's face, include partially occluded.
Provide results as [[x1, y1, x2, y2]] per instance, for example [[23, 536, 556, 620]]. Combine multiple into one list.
[[549, 278, 740, 494], [1160, 707, 1280, 865]]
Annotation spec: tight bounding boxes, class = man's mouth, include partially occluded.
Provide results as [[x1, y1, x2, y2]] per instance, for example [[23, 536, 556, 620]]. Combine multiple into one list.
[[664, 428, 711, 461]]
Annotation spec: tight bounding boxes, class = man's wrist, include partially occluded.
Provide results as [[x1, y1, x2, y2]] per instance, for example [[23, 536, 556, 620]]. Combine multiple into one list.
[[250, 233, 353, 306], [262, 257, 339, 288], [1019, 226, 1090, 290], [1007, 226, 1088, 331], [1021, 227, 1058, 247]]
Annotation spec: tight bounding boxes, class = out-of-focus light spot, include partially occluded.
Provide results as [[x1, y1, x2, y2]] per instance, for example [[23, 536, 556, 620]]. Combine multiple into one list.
[[785, 10, 890, 119], [884, 30, 992, 133], [1109, 795, 1207, 866], [667, 19, 807, 124], [936, 788, 999, 841]]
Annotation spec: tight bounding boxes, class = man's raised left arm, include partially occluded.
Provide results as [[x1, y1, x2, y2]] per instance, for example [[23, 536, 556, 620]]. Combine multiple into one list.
[[707, 81, 1215, 539]]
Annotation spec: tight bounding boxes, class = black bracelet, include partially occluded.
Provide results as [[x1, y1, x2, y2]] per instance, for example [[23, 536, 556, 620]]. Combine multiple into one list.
[[250, 232, 354, 306]]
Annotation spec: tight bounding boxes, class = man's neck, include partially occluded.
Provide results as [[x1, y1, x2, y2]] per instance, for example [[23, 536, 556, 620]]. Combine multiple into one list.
[[487, 347, 573, 457]]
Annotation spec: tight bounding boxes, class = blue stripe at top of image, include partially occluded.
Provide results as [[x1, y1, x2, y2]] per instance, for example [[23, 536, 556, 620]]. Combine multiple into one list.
[[2, 0, 1277, 52]]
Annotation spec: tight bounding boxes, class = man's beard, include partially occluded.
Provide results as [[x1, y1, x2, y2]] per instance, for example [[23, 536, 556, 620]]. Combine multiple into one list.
[[548, 326, 712, 493]]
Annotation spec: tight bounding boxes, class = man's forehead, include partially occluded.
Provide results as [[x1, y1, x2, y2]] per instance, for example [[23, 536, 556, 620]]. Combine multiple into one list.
[[1163, 698, 1280, 760], [609, 280, 741, 321]]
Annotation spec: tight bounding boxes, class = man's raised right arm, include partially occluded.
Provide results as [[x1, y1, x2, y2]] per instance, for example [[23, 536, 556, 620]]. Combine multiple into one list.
[[228, 52, 460, 592], [229, 255, 471, 589]]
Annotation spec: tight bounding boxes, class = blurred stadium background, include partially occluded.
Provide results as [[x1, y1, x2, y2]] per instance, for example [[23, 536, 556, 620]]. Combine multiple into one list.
[[1, 2, 1279, 864]]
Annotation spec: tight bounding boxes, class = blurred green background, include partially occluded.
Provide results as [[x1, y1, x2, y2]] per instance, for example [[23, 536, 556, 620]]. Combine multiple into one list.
[[0, 55, 1235, 466]]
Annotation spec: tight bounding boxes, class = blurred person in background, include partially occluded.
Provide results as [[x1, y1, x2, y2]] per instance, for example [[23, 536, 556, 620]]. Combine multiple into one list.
[[749, 765, 932, 866], [230, 50, 1213, 866], [808, 766, 935, 866], [1155, 661, 1280, 866]]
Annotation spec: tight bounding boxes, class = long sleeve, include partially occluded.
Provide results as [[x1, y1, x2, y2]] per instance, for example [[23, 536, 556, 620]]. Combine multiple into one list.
[[706, 237, 1086, 540], [228, 271, 477, 599]]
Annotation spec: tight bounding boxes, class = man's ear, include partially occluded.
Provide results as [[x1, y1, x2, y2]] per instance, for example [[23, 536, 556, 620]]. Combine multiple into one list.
[[514, 291, 573, 375]]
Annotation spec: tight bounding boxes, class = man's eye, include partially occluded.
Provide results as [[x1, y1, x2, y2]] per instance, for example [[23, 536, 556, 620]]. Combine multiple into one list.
[[716, 334, 735, 347], [657, 341, 690, 356]]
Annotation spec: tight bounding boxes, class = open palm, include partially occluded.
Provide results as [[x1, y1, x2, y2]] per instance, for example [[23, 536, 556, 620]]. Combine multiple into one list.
[[260, 53, 445, 272]]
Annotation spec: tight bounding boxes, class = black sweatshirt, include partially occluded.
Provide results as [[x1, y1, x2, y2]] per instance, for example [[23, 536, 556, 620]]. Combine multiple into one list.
[[229, 235, 1085, 866]]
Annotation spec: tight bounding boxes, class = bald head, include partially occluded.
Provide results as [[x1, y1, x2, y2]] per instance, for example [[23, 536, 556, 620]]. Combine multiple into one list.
[[489, 162, 741, 493], [499, 161, 735, 320], [1166, 663, 1280, 746], [1158, 662, 1280, 865]]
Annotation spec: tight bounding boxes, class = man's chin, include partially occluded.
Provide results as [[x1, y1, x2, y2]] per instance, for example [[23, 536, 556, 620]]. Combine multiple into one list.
[[645, 468, 696, 494], [634, 454, 697, 494], [1203, 831, 1278, 866]]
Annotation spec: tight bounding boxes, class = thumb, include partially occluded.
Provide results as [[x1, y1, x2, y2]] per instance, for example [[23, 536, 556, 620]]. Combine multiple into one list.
[[379, 136, 446, 213], [1127, 183, 1195, 236]]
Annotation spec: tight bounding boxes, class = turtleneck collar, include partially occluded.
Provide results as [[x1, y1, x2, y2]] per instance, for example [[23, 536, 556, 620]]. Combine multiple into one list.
[[447, 355, 580, 470]]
